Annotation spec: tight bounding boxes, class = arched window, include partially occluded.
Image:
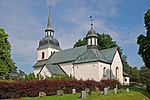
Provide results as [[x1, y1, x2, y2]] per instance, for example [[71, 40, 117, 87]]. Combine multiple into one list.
[[103, 67, 106, 77], [116, 67, 119, 79], [42, 52, 45, 59]]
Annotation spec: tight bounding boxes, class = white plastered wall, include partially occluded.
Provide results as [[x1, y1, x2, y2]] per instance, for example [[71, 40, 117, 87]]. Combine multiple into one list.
[[98, 62, 111, 80], [73, 62, 100, 81], [39, 65, 52, 79], [38, 48, 60, 60], [60, 61, 111, 81], [123, 77, 130, 85], [34, 67, 42, 77], [60, 62, 73, 77], [111, 50, 124, 84]]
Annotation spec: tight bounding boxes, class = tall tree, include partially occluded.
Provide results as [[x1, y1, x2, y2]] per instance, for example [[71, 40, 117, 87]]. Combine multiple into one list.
[[130, 67, 140, 82], [0, 28, 17, 79], [140, 66, 150, 84], [137, 8, 150, 69], [139, 66, 150, 93]]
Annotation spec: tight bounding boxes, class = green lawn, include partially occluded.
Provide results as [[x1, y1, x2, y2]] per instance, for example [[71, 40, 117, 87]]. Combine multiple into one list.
[[16, 87, 150, 100]]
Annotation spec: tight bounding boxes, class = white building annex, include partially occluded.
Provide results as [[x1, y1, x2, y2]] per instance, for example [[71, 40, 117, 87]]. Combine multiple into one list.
[[33, 10, 130, 85]]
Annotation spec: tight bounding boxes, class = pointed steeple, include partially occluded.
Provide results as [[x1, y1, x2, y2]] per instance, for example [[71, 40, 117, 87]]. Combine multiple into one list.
[[45, 8, 54, 37]]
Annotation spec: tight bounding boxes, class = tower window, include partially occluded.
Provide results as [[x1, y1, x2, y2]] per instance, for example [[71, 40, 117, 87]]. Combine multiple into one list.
[[92, 38, 95, 45], [42, 52, 45, 59], [88, 38, 91, 45], [95, 38, 97, 45]]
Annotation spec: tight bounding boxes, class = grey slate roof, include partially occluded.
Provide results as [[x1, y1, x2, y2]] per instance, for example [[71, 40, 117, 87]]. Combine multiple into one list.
[[34, 59, 47, 68], [34, 45, 118, 75], [99, 47, 118, 63], [38, 36, 61, 50], [86, 28, 97, 38], [46, 64, 66, 75], [46, 46, 87, 64], [74, 49, 106, 64], [74, 47, 117, 64]]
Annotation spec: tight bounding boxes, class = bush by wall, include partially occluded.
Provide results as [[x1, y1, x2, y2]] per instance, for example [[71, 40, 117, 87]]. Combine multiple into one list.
[[0, 79, 118, 99]]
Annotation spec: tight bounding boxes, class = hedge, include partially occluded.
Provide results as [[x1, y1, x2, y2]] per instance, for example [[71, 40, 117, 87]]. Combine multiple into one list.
[[0, 79, 118, 99]]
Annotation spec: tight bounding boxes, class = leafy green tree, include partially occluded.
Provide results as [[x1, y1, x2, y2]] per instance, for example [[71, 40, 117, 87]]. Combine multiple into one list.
[[97, 33, 117, 50], [73, 37, 87, 48], [25, 73, 36, 80], [130, 67, 140, 82], [15, 70, 26, 80], [140, 66, 150, 84], [122, 55, 131, 75], [139, 66, 150, 93], [0, 28, 17, 79], [137, 8, 150, 69]]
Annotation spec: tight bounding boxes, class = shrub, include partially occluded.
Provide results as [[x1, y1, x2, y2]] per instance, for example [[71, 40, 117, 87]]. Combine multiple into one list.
[[0, 79, 118, 99], [146, 83, 150, 94]]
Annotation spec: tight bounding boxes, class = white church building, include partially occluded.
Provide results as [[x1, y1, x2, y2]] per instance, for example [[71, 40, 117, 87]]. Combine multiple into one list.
[[33, 10, 129, 85]]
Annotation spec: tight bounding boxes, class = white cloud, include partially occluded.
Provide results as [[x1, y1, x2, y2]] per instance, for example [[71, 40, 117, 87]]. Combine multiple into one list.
[[54, 0, 121, 49]]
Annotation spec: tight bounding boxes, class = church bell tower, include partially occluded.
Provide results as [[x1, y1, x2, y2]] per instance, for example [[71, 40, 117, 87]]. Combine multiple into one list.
[[37, 9, 61, 60]]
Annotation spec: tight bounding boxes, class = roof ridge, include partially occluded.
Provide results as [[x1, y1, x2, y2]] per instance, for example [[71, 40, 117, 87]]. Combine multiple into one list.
[[91, 49, 100, 60], [75, 49, 99, 63], [100, 46, 118, 52], [93, 49, 109, 63], [59, 45, 87, 52]]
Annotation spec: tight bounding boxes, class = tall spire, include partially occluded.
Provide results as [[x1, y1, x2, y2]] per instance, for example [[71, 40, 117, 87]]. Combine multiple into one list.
[[45, 7, 54, 37], [46, 7, 54, 31]]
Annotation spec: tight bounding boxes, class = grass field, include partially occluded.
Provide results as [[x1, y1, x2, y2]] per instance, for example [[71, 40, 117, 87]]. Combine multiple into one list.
[[13, 87, 150, 100]]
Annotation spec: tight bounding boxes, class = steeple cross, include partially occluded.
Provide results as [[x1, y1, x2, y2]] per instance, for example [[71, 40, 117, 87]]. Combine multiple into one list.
[[48, 5, 51, 12], [90, 13, 93, 29]]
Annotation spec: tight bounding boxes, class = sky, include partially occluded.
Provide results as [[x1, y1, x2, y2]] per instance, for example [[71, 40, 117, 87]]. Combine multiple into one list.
[[0, 0, 149, 74]]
